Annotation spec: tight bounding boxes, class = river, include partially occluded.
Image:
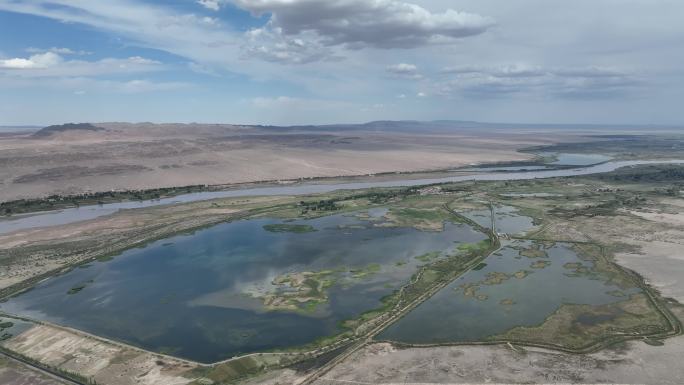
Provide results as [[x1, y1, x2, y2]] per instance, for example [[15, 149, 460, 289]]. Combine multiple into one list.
[[1, 159, 682, 235]]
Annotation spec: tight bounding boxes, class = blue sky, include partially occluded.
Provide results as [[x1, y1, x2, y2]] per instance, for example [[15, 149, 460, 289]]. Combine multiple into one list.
[[1, 0, 683, 126]]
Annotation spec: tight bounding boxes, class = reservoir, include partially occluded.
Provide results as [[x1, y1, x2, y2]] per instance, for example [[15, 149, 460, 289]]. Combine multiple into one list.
[[0, 210, 485, 363]]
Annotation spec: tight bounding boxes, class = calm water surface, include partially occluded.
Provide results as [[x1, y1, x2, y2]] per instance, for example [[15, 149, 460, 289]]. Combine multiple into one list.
[[376, 240, 639, 344], [545, 152, 612, 166], [1, 211, 485, 363], [462, 205, 536, 235]]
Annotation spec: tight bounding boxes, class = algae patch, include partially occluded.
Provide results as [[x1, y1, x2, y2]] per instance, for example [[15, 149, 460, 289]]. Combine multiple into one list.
[[262, 223, 316, 233], [67, 279, 94, 295]]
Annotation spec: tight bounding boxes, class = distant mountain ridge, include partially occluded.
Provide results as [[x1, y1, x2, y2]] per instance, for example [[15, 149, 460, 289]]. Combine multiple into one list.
[[251, 119, 682, 134], [32, 123, 105, 137], [23, 120, 683, 138]]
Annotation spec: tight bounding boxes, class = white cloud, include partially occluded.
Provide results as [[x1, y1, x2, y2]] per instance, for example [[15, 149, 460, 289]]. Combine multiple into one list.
[[551, 66, 628, 78], [117, 79, 187, 93], [26, 47, 91, 55], [0, 0, 493, 73], [386, 63, 422, 79], [442, 64, 545, 78], [236, 0, 494, 64], [0, 54, 162, 77], [252, 96, 309, 108], [234, 0, 494, 49], [387, 63, 417, 73], [436, 63, 639, 98], [197, 0, 222, 11], [243, 28, 340, 64], [0, 1, 241, 70], [0, 52, 62, 69]]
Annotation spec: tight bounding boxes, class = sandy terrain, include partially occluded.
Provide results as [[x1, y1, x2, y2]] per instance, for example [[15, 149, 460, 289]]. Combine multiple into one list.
[[0, 122, 583, 202], [615, 202, 684, 303], [3, 324, 197, 385], [0, 355, 68, 385], [310, 337, 684, 385]]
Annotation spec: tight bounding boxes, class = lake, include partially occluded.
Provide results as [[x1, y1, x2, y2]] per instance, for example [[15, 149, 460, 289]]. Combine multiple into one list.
[[0, 210, 485, 363]]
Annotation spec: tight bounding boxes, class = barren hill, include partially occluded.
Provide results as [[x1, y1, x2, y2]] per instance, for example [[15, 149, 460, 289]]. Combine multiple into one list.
[[31, 123, 105, 138]]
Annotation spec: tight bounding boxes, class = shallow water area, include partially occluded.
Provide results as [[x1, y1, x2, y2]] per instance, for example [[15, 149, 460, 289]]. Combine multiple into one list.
[[461, 205, 535, 235], [541, 152, 612, 166], [0, 316, 32, 342], [376, 240, 640, 344]]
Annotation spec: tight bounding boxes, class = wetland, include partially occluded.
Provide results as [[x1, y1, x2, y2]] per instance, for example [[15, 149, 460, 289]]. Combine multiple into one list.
[[376, 240, 651, 347], [0, 207, 486, 363]]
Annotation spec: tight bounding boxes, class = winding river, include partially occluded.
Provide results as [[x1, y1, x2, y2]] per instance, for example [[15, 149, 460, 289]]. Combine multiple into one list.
[[1, 158, 682, 235]]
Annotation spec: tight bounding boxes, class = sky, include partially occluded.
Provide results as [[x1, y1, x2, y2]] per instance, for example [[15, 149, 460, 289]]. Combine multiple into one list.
[[0, 0, 683, 126]]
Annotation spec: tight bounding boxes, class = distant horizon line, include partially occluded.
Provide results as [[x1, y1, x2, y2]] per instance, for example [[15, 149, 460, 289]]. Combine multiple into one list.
[[1, 119, 683, 131]]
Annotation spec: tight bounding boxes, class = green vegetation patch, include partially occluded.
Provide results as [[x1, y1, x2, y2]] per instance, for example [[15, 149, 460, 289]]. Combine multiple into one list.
[[513, 270, 531, 279], [607, 290, 627, 297], [350, 263, 381, 279], [414, 251, 441, 263], [570, 244, 638, 290], [456, 265, 534, 301], [0, 184, 211, 216], [249, 262, 387, 314], [472, 262, 488, 271], [563, 261, 592, 276], [457, 239, 492, 254], [66, 279, 94, 295], [490, 293, 673, 350], [483, 272, 511, 285], [384, 206, 456, 231], [530, 260, 551, 269], [519, 244, 547, 258]]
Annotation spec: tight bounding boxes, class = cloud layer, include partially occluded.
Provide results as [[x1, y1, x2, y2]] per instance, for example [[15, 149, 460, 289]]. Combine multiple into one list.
[[1, 0, 683, 125], [434, 63, 639, 98], [234, 0, 494, 49], [1, 52, 162, 77], [0, 52, 61, 69], [386, 63, 422, 79]]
